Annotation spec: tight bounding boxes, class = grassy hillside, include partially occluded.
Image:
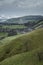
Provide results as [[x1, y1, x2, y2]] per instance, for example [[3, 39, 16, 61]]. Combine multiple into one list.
[[0, 28, 43, 65], [0, 48, 43, 65]]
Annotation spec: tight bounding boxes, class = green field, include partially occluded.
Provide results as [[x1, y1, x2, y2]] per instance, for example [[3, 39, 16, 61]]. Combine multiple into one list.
[[0, 32, 8, 45], [0, 28, 43, 65], [0, 25, 27, 29], [0, 32, 8, 36]]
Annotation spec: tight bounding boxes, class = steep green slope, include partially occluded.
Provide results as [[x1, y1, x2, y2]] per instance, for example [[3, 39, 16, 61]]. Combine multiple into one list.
[[0, 28, 43, 65], [0, 48, 43, 65], [0, 34, 28, 45]]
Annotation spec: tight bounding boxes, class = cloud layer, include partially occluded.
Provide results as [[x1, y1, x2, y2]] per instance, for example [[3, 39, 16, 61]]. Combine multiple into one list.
[[0, 0, 43, 17], [0, 0, 43, 8]]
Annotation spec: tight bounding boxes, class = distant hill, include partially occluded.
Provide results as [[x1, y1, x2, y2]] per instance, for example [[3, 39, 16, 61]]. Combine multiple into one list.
[[0, 15, 43, 29], [0, 28, 43, 65], [3, 15, 43, 24], [0, 15, 43, 37]]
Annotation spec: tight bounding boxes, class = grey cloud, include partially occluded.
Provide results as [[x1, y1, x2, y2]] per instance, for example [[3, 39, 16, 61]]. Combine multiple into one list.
[[0, 0, 43, 16], [0, 0, 4, 1], [0, 0, 43, 8], [14, 0, 43, 8], [0, 0, 14, 6]]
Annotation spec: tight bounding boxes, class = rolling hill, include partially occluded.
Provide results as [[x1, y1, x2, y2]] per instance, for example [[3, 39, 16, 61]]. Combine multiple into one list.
[[0, 28, 43, 65], [1, 15, 43, 24], [0, 15, 43, 34]]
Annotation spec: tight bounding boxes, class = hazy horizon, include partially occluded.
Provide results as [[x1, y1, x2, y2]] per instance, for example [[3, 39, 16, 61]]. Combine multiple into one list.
[[0, 14, 43, 19]]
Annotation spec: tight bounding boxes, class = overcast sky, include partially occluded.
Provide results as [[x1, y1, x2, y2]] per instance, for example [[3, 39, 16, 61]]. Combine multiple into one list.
[[0, 0, 43, 18]]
